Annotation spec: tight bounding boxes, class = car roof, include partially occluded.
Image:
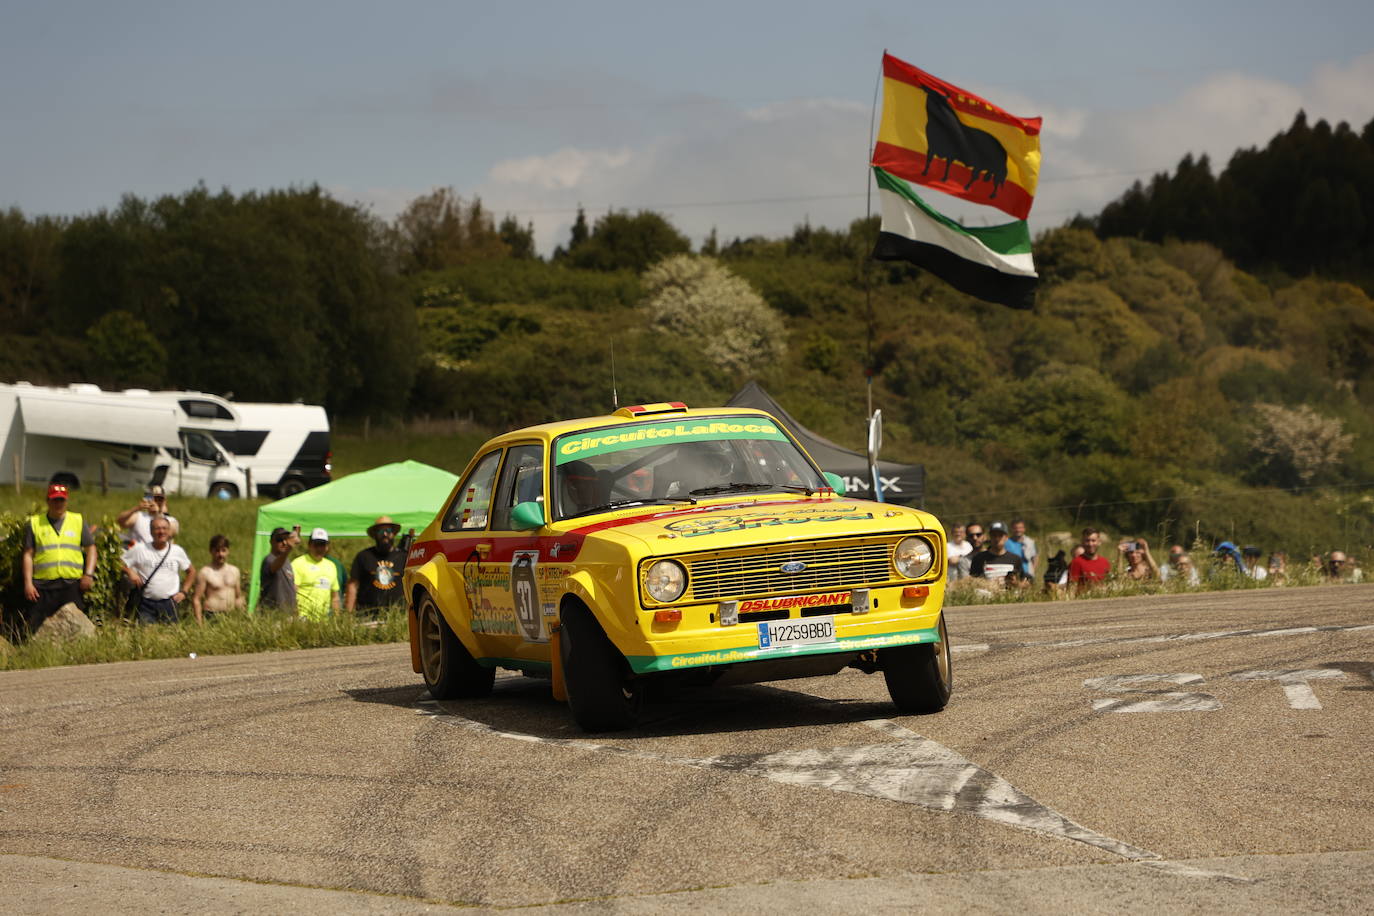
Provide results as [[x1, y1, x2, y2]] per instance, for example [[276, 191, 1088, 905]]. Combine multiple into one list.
[[483, 406, 783, 448]]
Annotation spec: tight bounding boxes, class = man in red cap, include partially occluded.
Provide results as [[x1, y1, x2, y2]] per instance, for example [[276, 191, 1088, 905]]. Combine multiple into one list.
[[21, 482, 97, 633]]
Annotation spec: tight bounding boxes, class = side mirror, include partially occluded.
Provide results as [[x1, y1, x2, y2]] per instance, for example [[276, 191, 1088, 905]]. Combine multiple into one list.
[[510, 501, 545, 531], [823, 472, 846, 496]]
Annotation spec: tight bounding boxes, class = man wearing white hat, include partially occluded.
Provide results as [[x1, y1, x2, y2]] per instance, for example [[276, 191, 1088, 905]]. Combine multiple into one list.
[[291, 527, 340, 621]]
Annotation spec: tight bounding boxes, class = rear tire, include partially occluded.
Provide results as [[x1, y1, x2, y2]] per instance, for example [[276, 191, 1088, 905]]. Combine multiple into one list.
[[49, 473, 80, 490], [881, 612, 952, 714], [279, 477, 307, 497], [417, 594, 494, 700], [559, 604, 642, 732]]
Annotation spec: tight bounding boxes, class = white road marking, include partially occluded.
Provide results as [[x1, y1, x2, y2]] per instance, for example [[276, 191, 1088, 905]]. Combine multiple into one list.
[[951, 643, 990, 654], [964, 622, 1372, 654], [416, 699, 1162, 863], [1083, 674, 1222, 713], [1230, 668, 1348, 710], [1138, 860, 1255, 883]]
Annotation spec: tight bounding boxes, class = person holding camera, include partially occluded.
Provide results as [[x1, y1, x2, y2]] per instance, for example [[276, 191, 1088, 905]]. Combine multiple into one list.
[[1118, 536, 1160, 581], [122, 516, 195, 624], [116, 484, 180, 547], [258, 525, 300, 613]]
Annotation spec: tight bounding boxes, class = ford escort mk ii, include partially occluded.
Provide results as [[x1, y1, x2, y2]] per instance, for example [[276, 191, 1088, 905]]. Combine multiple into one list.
[[403, 402, 951, 731]]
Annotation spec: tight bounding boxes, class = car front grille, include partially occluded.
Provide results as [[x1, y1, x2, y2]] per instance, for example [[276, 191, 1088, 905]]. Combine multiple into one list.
[[683, 537, 899, 602]]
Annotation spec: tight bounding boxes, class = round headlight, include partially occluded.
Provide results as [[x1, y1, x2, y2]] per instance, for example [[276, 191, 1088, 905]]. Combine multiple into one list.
[[894, 537, 935, 579], [645, 559, 687, 603]]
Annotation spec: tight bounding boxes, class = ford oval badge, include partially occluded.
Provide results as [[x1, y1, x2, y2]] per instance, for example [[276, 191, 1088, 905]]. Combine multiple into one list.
[[780, 561, 807, 574]]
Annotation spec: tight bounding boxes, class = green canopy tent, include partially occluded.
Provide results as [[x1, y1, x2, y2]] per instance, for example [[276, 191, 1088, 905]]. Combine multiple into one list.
[[247, 460, 459, 611]]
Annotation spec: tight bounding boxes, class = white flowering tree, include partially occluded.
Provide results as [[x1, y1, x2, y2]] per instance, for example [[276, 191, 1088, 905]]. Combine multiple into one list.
[[641, 255, 786, 374], [1250, 403, 1353, 484]]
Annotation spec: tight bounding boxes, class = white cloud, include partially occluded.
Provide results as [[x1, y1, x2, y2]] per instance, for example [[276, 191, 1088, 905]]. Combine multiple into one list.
[[477, 99, 872, 255], [488, 147, 635, 190], [1306, 50, 1374, 125]]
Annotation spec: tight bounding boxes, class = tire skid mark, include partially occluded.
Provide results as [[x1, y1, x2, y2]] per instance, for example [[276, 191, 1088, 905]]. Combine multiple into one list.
[[416, 698, 1254, 881]]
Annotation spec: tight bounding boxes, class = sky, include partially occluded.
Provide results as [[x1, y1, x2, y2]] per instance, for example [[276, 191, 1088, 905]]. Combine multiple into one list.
[[4, 1, 1374, 255]]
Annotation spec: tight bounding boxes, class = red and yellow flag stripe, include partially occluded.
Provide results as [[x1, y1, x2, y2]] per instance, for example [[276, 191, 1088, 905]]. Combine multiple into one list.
[[873, 53, 1042, 220]]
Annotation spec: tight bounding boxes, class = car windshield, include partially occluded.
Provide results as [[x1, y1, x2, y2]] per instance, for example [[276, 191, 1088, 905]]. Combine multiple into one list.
[[551, 416, 826, 520]]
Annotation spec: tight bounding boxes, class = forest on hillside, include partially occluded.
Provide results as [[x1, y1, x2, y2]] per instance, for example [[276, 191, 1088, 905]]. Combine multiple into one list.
[[0, 112, 1371, 556]]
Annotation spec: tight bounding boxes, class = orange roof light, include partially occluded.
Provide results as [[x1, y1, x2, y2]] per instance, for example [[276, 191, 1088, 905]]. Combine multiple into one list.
[[614, 402, 689, 418]]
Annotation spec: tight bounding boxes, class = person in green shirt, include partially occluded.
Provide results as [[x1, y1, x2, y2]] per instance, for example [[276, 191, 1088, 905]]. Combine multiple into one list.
[[291, 527, 340, 621]]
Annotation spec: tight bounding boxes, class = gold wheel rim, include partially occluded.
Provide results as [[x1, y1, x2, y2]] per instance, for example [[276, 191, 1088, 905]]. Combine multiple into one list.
[[419, 601, 443, 685], [935, 614, 951, 687]]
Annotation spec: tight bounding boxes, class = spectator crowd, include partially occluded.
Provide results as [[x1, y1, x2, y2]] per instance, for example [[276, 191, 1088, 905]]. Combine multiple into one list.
[[14, 483, 411, 639], [946, 517, 1364, 597]]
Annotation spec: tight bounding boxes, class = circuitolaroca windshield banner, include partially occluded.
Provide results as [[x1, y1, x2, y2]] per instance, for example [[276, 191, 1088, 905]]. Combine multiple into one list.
[[554, 418, 788, 464]]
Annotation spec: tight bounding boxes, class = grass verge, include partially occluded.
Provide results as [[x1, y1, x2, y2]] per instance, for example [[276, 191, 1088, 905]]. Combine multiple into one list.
[[1, 607, 408, 672]]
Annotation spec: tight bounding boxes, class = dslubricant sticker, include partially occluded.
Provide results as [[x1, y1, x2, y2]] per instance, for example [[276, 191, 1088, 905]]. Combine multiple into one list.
[[739, 591, 851, 613], [555, 419, 787, 464]]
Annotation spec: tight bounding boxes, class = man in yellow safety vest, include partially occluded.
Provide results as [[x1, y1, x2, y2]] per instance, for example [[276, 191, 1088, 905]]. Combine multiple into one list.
[[21, 482, 97, 633]]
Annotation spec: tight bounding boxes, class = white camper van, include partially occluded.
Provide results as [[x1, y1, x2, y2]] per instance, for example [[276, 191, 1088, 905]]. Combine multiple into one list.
[[150, 391, 331, 497], [0, 383, 252, 498]]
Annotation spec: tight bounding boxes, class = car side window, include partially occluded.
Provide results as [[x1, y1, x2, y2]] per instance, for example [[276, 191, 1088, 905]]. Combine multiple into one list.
[[442, 450, 502, 532], [490, 444, 544, 531]]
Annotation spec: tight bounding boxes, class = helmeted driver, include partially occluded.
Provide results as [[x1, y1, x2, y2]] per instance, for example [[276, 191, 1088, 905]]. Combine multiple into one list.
[[558, 460, 601, 516]]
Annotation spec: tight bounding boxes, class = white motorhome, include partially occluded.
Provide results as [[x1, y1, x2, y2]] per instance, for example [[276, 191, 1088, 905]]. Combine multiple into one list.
[[0, 383, 252, 498], [150, 391, 332, 497]]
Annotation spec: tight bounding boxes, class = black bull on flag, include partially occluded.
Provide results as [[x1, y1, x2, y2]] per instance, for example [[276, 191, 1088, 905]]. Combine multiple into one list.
[[726, 381, 925, 507]]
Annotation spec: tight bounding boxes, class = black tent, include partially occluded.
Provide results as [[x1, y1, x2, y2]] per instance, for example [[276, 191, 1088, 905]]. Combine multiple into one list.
[[726, 381, 925, 506]]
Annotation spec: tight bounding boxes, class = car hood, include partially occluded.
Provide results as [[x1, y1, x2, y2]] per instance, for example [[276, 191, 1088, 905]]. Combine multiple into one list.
[[556, 495, 940, 556]]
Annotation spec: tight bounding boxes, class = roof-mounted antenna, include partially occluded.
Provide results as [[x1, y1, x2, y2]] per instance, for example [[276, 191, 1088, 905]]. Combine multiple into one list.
[[610, 339, 619, 411]]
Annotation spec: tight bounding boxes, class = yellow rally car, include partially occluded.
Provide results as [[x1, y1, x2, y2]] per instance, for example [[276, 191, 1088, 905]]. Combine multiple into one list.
[[403, 402, 950, 731]]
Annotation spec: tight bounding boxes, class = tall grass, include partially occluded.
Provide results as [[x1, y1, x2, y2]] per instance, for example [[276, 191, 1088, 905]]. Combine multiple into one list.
[[1, 607, 408, 671]]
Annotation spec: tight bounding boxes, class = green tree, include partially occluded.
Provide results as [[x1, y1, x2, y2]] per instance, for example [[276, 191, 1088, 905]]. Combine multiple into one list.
[[55, 185, 416, 417], [393, 187, 510, 272], [569, 210, 691, 272], [0, 208, 64, 333], [85, 310, 166, 388], [498, 215, 537, 260]]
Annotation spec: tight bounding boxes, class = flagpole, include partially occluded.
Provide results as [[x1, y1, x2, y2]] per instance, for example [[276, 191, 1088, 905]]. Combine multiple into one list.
[[864, 54, 883, 420], [864, 53, 883, 494]]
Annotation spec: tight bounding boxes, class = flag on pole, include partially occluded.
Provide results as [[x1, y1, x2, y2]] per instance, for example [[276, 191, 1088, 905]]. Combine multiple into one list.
[[871, 167, 1037, 309], [872, 52, 1042, 220]]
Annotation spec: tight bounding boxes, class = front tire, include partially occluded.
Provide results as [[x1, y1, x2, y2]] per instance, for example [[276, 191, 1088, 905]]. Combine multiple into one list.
[[559, 604, 642, 732], [881, 612, 952, 714], [417, 594, 494, 700], [209, 483, 238, 500]]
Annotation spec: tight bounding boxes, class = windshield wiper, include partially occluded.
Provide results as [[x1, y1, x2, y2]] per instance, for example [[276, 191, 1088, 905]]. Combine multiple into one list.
[[568, 496, 696, 518], [689, 482, 816, 497]]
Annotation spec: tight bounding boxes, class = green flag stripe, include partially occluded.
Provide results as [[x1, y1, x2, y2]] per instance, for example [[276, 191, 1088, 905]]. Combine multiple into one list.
[[873, 167, 1033, 257]]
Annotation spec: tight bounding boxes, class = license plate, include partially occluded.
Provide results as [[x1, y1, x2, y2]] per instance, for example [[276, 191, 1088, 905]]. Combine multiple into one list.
[[758, 615, 837, 650]]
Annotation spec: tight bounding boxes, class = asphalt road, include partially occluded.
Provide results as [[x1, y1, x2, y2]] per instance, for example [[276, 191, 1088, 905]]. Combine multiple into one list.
[[3, 584, 1372, 913]]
